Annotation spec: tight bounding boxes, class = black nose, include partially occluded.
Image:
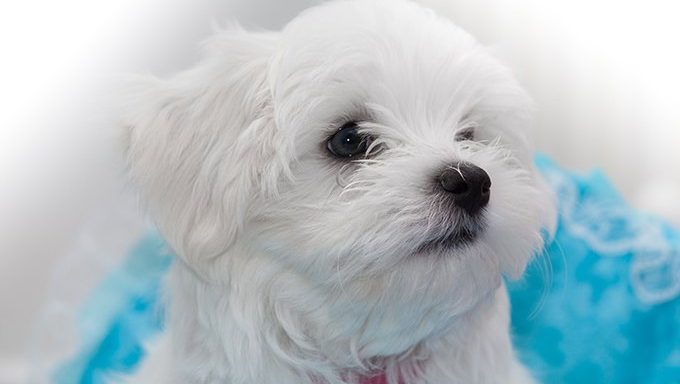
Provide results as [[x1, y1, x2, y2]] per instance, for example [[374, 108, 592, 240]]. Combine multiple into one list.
[[439, 162, 491, 215]]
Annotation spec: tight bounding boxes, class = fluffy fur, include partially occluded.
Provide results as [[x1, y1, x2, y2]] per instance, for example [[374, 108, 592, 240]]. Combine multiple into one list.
[[122, 1, 556, 383]]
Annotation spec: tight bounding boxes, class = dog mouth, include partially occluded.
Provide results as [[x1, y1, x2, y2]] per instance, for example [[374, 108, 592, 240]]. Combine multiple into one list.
[[414, 226, 480, 255]]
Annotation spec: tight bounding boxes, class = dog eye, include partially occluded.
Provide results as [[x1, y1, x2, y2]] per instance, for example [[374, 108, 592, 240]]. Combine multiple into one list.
[[327, 121, 372, 158], [455, 127, 475, 141]]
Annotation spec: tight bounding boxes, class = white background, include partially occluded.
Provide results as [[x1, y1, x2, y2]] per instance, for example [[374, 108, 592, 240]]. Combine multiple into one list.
[[1, 0, 679, 381]]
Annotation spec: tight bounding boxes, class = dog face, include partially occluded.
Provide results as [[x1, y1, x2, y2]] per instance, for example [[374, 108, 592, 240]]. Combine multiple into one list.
[[124, 0, 555, 321]]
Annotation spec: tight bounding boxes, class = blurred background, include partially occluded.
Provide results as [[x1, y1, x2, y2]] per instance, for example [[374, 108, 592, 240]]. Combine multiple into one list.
[[1, 0, 679, 382]]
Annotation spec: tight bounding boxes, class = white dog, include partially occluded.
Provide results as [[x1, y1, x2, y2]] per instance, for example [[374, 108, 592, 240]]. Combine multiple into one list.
[[122, 0, 556, 383]]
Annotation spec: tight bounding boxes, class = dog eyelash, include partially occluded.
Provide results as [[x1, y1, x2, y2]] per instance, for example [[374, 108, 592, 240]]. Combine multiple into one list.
[[455, 127, 475, 141]]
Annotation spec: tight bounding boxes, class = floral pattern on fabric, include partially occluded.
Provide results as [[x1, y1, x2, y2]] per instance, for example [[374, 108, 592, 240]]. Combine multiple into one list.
[[508, 155, 679, 383]]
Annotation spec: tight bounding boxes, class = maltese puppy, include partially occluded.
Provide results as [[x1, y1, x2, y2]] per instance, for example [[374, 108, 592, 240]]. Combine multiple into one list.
[[122, 0, 555, 383]]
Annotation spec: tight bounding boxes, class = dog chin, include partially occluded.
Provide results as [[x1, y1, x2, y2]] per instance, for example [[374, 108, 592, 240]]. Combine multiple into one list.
[[414, 222, 485, 256]]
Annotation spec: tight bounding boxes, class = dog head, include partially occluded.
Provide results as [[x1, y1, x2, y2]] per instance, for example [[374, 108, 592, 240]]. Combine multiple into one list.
[[123, 0, 555, 321]]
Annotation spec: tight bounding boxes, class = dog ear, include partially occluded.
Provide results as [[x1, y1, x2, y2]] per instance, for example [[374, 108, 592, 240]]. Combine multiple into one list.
[[121, 29, 279, 267]]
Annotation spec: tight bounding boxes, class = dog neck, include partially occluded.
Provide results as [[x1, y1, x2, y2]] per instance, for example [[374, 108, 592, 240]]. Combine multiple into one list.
[[159, 246, 527, 384]]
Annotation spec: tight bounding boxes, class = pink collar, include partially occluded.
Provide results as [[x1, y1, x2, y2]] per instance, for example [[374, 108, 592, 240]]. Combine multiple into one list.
[[359, 373, 388, 384], [312, 369, 398, 384]]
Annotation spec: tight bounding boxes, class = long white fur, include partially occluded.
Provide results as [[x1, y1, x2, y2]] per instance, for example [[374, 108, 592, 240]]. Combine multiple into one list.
[[121, 1, 556, 383]]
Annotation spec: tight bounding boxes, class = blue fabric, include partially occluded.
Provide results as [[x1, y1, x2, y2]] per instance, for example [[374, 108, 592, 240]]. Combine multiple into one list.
[[54, 156, 679, 383], [53, 234, 173, 384], [509, 155, 679, 383]]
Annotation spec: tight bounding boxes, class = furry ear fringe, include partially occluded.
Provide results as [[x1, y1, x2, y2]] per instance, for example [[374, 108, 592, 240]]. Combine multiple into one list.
[[120, 30, 279, 269]]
